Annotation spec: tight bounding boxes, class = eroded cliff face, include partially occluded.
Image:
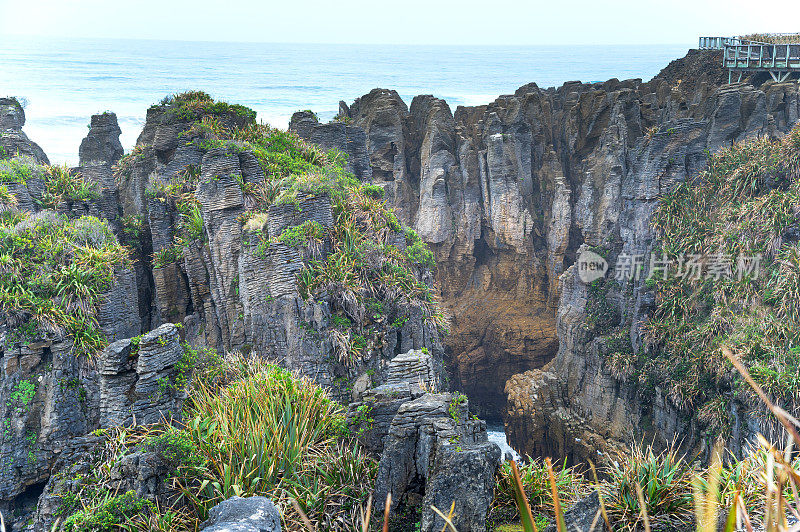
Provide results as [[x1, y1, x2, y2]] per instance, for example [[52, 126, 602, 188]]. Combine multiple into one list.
[[0, 97, 451, 529], [294, 50, 800, 455], [2, 47, 798, 526], [111, 99, 446, 404], [503, 72, 800, 463]]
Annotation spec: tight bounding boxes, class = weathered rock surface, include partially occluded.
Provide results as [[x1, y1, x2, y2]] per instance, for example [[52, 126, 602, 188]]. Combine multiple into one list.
[[289, 110, 372, 180], [421, 441, 501, 532], [0, 320, 183, 529], [200, 496, 281, 532], [109, 101, 447, 404], [0, 98, 49, 164], [350, 351, 500, 531], [98, 323, 186, 427], [501, 64, 799, 460], [542, 491, 605, 532], [2, 45, 797, 530], [307, 50, 798, 459], [77, 112, 125, 225]]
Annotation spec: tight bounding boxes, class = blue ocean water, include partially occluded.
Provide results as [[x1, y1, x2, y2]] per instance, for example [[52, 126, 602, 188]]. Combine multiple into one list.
[[0, 36, 690, 165]]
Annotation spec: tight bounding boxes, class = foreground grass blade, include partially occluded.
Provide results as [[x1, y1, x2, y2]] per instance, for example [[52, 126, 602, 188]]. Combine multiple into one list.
[[509, 460, 539, 532], [589, 461, 612, 532], [360, 494, 372, 532], [430, 501, 457, 532], [383, 493, 391, 532], [634, 482, 652, 532], [693, 444, 723, 532], [546, 457, 567, 532], [290, 498, 316, 532]]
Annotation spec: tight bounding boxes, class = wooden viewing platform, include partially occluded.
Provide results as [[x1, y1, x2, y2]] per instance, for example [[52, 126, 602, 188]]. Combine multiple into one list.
[[699, 35, 800, 83]]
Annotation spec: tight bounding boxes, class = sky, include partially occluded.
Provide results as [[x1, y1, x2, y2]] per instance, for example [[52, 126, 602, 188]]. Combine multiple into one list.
[[1, 0, 799, 46]]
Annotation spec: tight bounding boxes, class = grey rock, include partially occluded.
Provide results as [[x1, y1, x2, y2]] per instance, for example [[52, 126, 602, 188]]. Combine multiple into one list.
[[385, 349, 436, 387], [421, 441, 501, 532], [99, 323, 185, 427], [290, 111, 372, 180], [362, 351, 499, 528], [542, 491, 605, 532], [200, 496, 281, 532], [0, 97, 49, 164], [77, 112, 125, 224]]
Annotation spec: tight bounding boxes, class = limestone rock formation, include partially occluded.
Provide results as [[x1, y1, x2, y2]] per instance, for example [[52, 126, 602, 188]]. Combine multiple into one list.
[[2, 45, 798, 530], [288, 110, 372, 180], [501, 71, 800, 461], [0, 97, 49, 164], [107, 96, 447, 405], [77, 112, 125, 225], [350, 350, 500, 531], [294, 50, 800, 460], [98, 323, 186, 427], [0, 317, 183, 528]]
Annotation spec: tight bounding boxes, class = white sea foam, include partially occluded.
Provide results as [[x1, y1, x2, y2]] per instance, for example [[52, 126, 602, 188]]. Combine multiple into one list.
[[487, 423, 522, 462]]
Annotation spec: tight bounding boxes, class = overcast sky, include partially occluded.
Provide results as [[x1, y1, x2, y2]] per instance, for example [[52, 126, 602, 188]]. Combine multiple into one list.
[[1, 0, 799, 45]]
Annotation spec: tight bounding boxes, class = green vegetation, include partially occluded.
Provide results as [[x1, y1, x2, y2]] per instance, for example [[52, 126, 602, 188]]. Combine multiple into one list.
[[63, 491, 152, 532], [404, 233, 435, 268], [0, 156, 121, 355], [585, 278, 619, 334], [0, 155, 39, 184], [644, 126, 800, 435], [448, 392, 467, 422], [0, 157, 99, 208], [494, 436, 800, 532], [0, 212, 130, 356], [601, 443, 693, 530], [741, 33, 800, 44], [39, 164, 100, 207], [112, 144, 147, 180], [9, 378, 35, 407], [276, 219, 324, 248], [492, 458, 588, 528], [155, 91, 257, 123], [57, 354, 376, 531], [120, 93, 442, 351]]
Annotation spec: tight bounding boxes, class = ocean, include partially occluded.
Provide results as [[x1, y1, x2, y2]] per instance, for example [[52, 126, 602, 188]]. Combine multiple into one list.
[[0, 36, 690, 165]]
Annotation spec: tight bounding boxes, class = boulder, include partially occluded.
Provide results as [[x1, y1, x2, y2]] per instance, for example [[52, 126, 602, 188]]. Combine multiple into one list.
[[200, 496, 281, 532]]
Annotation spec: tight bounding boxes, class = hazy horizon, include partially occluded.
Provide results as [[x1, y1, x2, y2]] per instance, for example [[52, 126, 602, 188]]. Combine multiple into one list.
[[0, 39, 688, 165], [1, 0, 798, 46]]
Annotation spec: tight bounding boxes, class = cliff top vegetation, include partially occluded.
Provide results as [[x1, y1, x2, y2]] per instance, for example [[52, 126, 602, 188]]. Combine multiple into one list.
[[0, 157, 127, 356], [643, 125, 800, 437], [122, 91, 443, 364]]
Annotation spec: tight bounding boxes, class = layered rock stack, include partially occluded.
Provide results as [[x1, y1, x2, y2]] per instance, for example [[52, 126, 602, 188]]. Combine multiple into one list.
[[76, 112, 125, 226], [349, 350, 501, 531], [0, 97, 49, 164]]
